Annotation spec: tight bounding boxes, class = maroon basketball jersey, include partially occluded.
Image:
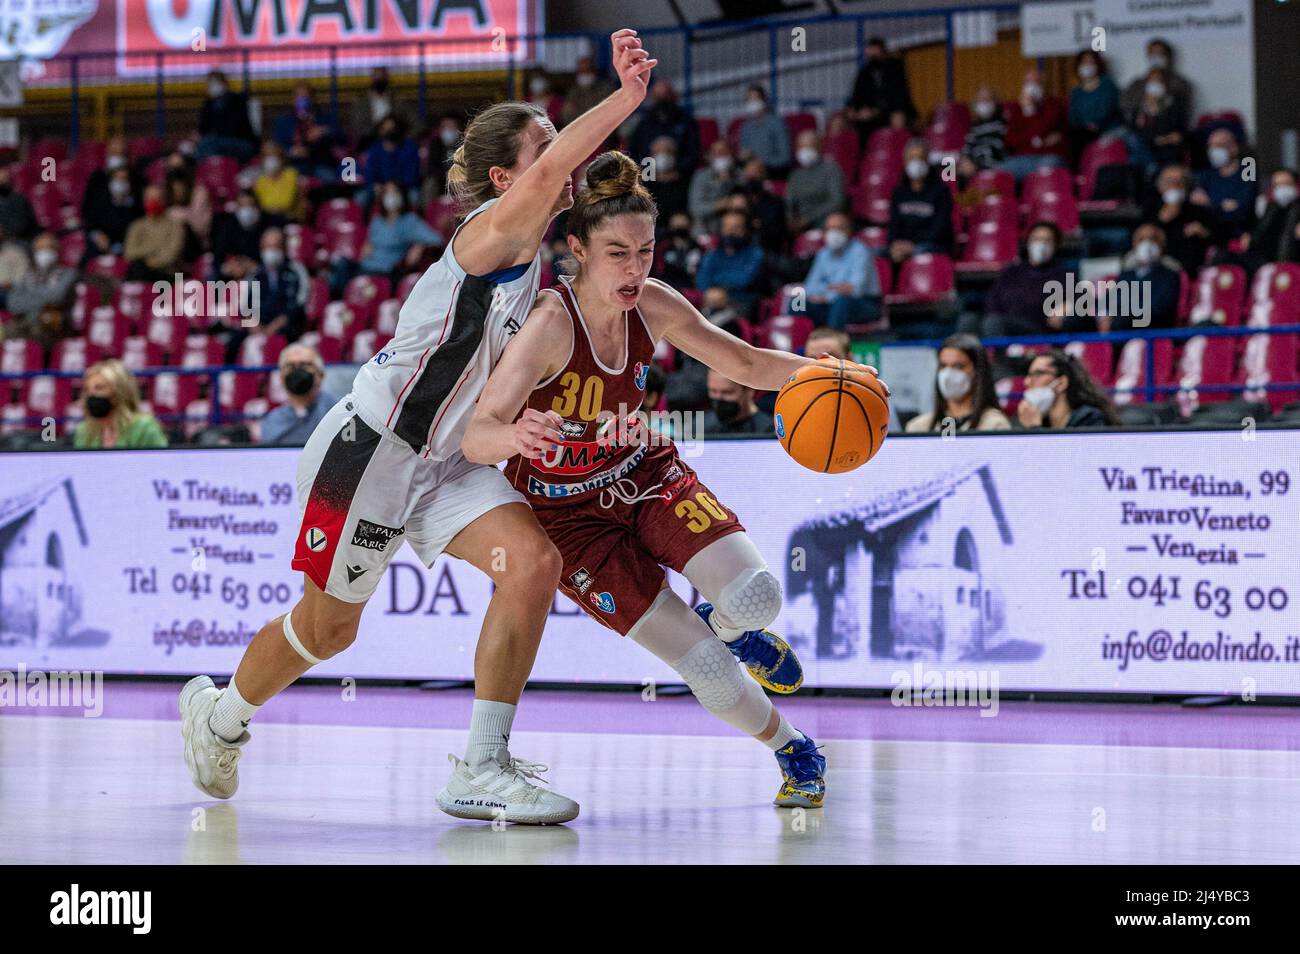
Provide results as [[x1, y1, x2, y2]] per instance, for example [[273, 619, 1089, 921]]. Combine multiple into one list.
[[507, 276, 657, 508]]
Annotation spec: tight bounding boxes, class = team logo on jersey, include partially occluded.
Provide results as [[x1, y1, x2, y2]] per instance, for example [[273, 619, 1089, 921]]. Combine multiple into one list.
[[346, 564, 368, 584], [633, 361, 648, 390], [569, 567, 593, 594], [559, 420, 588, 440], [774, 413, 786, 439], [351, 518, 403, 551], [590, 591, 617, 614], [373, 351, 393, 365], [305, 527, 328, 552], [503, 316, 523, 337]]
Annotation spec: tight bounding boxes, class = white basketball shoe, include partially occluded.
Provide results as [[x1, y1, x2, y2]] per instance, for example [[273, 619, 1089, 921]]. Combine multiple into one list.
[[436, 748, 579, 825], [179, 675, 249, 800]]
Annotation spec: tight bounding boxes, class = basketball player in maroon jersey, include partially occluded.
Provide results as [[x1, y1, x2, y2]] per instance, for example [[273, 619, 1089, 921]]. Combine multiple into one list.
[[464, 152, 885, 807]]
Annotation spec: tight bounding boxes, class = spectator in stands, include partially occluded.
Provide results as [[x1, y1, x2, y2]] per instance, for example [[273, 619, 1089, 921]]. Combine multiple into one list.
[[696, 209, 765, 314], [803, 211, 880, 329], [958, 85, 1007, 179], [1119, 39, 1193, 131], [424, 114, 463, 200], [253, 141, 301, 223], [805, 327, 851, 361], [124, 184, 185, 281], [1016, 350, 1119, 429], [1001, 69, 1067, 181], [260, 344, 338, 447], [273, 82, 342, 181], [1120, 66, 1188, 177], [212, 190, 269, 279], [906, 333, 1010, 432], [561, 56, 615, 127], [82, 137, 138, 232], [0, 224, 30, 306], [1243, 168, 1300, 269], [845, 36, 916, 148], [362, 115, 421, 210], [1104, 223, 1181, 332], [73, 359, 168, 449], [351, 66, 413, 150], [702, 368, 773, 436], [630, 80, 700, 178], [219, 227, 307, 365], [738, 85, 791, 175], [786, 130, 846, 232], [1192, 127, 1257, 239], [197, 70, 257, 162], [887, 140, 954, 267], [84, 166, 140, 257], [645, 136, 689, 225], [1144, 163, 1219, 275], [330, 182, 442, 295], [688, 139, 737, 232], [527, 74, 564, 128], [1068, 50, 1121, 164], [164, 157, 212, 259], [700, 285, 745, 337], [657, 211, 702, 287], [734, 158, 788, 251], [0, 162, 37, 241], [6, 232, 75, 347], [959, 221, 1067, 338]]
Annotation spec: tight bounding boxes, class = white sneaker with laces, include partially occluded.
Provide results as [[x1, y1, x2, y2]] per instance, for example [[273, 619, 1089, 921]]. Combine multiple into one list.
[[179, 675, 248, 800], [436, 747, 579, 825]]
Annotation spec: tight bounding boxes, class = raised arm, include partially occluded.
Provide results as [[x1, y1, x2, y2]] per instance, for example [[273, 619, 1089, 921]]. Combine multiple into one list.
[[462, 297, 572, 465], [455, 30, 657, 275]]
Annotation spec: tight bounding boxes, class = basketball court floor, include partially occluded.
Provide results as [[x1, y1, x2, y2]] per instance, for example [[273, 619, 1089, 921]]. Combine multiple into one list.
[[2, 685, 1297, 864]]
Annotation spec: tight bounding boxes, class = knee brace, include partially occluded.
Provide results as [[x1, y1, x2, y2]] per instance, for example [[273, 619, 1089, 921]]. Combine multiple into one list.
[[283, 612, 324, 666], [671, 637, 771, 736], [717, 567, 782, 633]]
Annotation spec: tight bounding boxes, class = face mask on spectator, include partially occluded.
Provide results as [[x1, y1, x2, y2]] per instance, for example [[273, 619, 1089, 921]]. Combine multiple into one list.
[[653, 151, 675, 173], [34, 248, 58, 270], [1208, 146, 1232, 168], [439, 127, 459, 148], [1022, 83, 1042, 101], [906, 158, 928, 180], [382, 192, 404, 213], [530, 78, 548, 97], [1077, 62, 1097, 80], [144, 197, 165, 216], [711, 156, 732, 175], [824, 228, 848, 251], [1274, 184, 1299, 207], [575, 72, 595, 88], [1145, 81, 1166, 99], [1134, 239, 1161, 266], [262, 248, 284, 270], [284, 366, 315, 396], [1027, 239, 1053, 265], [263, 155, 282, 175], [207, 80, 226, 99], [745, 98, 765, 116], [1023, 385, 1057, 415], [1162, 187, 1185, 206], [236, 206, 260, 229], [1148, 53, 1169, 70], [937, 367, 971, 400], [974, 100, 995, 120], [796, 147, 820, 168], [86, 395, 113, 419], [109, 178, 131, 200], [712, 398, 741, 422], [106, 154, 126, 172], [722, 233, 745, 251], [294, 95, 311, 114]]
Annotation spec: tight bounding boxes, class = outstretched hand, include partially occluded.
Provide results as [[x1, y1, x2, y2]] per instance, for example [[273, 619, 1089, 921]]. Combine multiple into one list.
[[610, 28, 657, 102]]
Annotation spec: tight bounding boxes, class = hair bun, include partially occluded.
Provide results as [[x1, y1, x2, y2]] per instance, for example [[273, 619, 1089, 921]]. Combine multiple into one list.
[[584, 151, 642, 200]]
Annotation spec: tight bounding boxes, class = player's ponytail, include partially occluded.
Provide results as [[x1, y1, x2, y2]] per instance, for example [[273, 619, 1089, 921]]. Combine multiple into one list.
[[568, 150, 658, 243], [447, 101, 548, 216]]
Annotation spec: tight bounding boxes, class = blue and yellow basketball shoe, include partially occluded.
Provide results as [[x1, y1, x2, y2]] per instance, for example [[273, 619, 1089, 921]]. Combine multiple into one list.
[[773, 734, 826, 808], [693, 602, 804, 693]]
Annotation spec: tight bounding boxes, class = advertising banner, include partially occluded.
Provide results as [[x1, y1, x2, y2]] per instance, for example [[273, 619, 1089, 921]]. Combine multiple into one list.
[[1, 429, 1297, 695]]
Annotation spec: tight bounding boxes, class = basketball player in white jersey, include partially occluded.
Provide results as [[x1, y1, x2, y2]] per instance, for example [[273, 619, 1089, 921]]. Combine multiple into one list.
[[178, 30, 658, 825]]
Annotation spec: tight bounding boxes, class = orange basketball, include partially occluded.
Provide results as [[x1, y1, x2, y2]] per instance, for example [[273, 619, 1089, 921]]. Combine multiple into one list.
[[773, 358, 889, 473]]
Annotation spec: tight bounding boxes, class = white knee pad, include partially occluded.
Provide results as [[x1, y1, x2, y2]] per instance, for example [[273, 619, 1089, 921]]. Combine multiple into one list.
[[672, 638, 771, 736], [718, 567, 782, 632]]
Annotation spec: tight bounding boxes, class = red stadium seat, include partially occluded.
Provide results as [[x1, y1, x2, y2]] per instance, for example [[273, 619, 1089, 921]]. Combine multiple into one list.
[[696, 117, 720, 154], [1077, 137, 1129, 205], [121, 336, 165, 371], [1248, 262, 1300, 309], [71, 282, 102, 330], [865, 126, 909, 164], [1066, 340, 1116, 387], [851, 169, 897, 225], [1112, 337, 1173, 405], [150, 372, 201, 421], [2, 338, 44, 373], [396, 272, 422, 301], [784, 112, 818, 143], [376, 298, 402, 336], [725, 116, 746, 153], [931, 102, 971, 135], [855, 225, 887, 249], [996, 375, 1025, 416], [196, 156, 241, 204], [967, 192, 1019, 229], [824, 128, 860, 185], [320, 301, 368, 350], [305, 277, 330, 326], [85, 307, 130, 354], [874, 256, 893, 296], [1025, 191, 1079, 235], [956, 219, 1017, 273], [1173, 335, 1237, 413], [792, 229, 825, 259], [23, 376, 75, 422], [1021, 165, 1075, 206], [1, 401, 29, 434], [128, 136, 167, 164], [344, 275, 391, 313], [29, 182, 65, 231], [30, 138, 68, 162], [116, 281, 151, 329], [970, 168, 1016, 198], [182, 398, 212, 437], [323, 222, 362, 260], [315, 197, 366, 236], [350, 329, 381, 363], [238, 333, 286, 368], [59, 231, 86, 268], [285, 223, 321, 268], [50, 338, 100, 374], [887, 254, 955, 304], [181, 335, 225, 368], [761, 315, 813, 354], [296, 331, 342, 365], [424, 195, 459, 237], [86, 255, 127, 281], [218, 370, 262, 413], [1239, 333, 1300, 411]]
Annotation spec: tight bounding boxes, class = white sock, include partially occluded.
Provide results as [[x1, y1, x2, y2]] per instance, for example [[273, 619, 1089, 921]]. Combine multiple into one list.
[[465, 699, 516, 767], [762, 715, 803, 752], [209, 677, 260, 743]]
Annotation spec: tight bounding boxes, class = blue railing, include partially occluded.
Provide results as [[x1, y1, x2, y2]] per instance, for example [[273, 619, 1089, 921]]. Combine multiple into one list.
[[15, 3, 1024, 148]]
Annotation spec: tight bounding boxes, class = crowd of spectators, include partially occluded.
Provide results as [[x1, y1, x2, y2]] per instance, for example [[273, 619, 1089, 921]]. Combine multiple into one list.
[[2, 32, 1298, 449]]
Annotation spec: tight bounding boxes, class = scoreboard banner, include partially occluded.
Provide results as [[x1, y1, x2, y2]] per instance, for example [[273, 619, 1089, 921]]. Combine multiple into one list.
[[1, 428, 1298, 696]]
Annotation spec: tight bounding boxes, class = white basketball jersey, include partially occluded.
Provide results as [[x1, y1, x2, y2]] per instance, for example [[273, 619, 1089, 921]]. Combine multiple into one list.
[[351, 197, 541, 460]]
